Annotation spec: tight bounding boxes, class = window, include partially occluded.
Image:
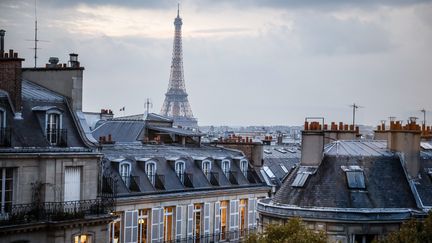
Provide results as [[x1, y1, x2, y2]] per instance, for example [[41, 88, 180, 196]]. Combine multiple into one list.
[[193, 204, 203, 241], [221, 160, 230, 178], [239, 199, 247, 237], [0, 168, 13, 215], [175, 161, 185, 184], [280, 164, 288, 173], [164, 207, 175, 242], [202, 160, 211, 179], [145, 162, 156, 185], [109, 216, 122, 243], [262, 166, 275, 178], [120, 162, 131, 188], [240, 160, 248, 177], [138, 209, 149, 243], [46, 112, 61, 145], [64, 167, 81, 201], [346, 171, 366, 189], [291, 172, 310, 187], [220, 201, 229, 240], [74, 234, 92, 243]]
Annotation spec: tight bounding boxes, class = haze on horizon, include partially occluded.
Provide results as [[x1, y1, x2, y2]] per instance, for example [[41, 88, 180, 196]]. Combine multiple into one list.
[[1, 0, 431, 126]]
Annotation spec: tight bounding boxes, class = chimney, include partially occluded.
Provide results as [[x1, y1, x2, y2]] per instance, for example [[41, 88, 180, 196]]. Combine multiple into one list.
[[0, 29, 5, 55], [0, 30, 24, 117], [47, 57, 59, 68], [69, 53, 80, 68], [387, 117, 422, 179], [301, 118, 324, 166]]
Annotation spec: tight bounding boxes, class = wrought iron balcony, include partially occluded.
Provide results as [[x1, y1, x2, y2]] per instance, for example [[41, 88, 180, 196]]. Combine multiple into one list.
[[228, 171, 239, 185], [0, 198, 114, 226], [0, 127, 11, 147]]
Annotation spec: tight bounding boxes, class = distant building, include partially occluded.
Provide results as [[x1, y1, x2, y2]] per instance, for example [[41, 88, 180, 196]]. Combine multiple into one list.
[[0, 31, 112, 242], [258, 119, 432, 243], [93, 113, 269, 243], [160, 6, 198, 128]]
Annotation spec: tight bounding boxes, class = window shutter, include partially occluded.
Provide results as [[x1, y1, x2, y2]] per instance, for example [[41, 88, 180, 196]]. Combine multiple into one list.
[[233, 200, 239, 240], [204, 203, 210, 236], [151, 208, 160, 243], [159, 208, 164, 241], [124, 210, 138, 243], [214, 201, 220, 242], [248, 198, 256, 229], [176, 206, 183, 240], [187, 204, 194, 239]]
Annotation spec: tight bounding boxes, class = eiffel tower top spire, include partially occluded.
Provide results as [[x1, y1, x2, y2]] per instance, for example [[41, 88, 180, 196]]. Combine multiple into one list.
[[160, 4, 197, 128]]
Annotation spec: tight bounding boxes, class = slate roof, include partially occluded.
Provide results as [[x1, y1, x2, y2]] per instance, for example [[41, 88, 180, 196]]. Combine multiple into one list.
[[101, 144, 265, 196], [147, 125, 203, 137], [0, 80, 90, 151], [93, 120, 145, 143], [261, 145, 301, 186]]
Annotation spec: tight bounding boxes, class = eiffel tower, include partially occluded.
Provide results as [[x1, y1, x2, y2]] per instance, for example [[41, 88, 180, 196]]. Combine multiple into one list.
[[160, 5, 198, 128]]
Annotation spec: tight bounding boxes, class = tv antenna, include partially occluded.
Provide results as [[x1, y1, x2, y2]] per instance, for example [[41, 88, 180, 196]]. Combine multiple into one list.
[[420, 109, 426, 125], [349, 103, 363, 127], [25, 0, 49, 68], [144, 98, 153, 115]]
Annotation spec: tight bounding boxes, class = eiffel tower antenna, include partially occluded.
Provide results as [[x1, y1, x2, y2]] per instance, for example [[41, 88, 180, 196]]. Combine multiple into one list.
[[160, 4, 197, 128]]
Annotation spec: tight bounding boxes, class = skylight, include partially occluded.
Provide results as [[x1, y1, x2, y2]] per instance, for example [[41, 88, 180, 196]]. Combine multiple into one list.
[[291, 172, 310, 187], [280, 164, 288, 173], [263, 166, 275, 178], [346, 171, 366, 189]]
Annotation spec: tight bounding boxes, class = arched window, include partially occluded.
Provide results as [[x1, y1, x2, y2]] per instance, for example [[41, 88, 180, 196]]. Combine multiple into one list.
[[146, 162, 157, 185], [120, 162, 131, 187], [240, 159, 248, 177], [175, 161, 185, 183], [202, 160, 212, 179], [221, 160, 230, 177], [46, 111, 62, 145]]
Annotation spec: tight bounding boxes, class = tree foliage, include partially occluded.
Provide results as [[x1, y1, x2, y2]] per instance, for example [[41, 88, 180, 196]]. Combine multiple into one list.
[[246, 217, 327, 243], [374, 211, 432, 243]]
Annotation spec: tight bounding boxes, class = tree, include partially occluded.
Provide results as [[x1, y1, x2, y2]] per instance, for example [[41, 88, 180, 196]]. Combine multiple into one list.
[[246, 217, 327, 243], [374, 211, 432, 243]]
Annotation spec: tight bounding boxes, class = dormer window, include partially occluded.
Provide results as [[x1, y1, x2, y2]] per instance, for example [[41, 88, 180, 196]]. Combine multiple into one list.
[[240, 159, 248, 177], [202, 160, 212, 179], [221, 160, 230, 177], [46, 112, 62, 145], [175, 161, 185, 183], [120, 162, 131, 187], [146, 161, 157, 185]]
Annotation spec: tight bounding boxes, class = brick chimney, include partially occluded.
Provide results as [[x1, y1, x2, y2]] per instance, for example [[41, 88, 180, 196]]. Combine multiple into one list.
[[301, 119, 324, 166], [0, 30, 24, 117], [386, 117, 422, 179], [323, 121, 360, 144]]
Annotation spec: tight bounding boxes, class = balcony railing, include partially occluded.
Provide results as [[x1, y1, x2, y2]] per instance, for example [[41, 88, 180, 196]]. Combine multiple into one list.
[[0, 127, 11, 147], [228, 171, 239, 185], [46, 129, 67, 147], [0, 198, 114, 226]]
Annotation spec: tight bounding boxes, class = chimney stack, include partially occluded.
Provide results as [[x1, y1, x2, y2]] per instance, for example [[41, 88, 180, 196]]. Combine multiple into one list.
[[0, 30, 24, 117], [69, 53, 80, 68], [301, 118, 324, 166]]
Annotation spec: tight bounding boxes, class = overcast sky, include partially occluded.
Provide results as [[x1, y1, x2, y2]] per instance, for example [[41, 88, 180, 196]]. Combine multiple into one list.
[[1, 0, 431, 126]]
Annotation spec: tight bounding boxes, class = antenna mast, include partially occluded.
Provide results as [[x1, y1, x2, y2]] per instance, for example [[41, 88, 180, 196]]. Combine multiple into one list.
[[145, 98, 153, 115], [34, 0, 38, 67], [350, 103, 363, 127]]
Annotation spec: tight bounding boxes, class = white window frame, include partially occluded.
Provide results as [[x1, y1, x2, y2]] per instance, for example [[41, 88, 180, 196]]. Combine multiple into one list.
[[202, 160, 212, 179], [175, 160, 185, 184], [164, 206, 175, 242], [138, 209, 149, 243], [45, 110, 63, 145], [0, 167, 13, 215], [120, 162, 132, 188], [240, 159, 248, 177], [221, 160, 230, 178], [145, 161, 157, 185], [109, 216, 122, 243]]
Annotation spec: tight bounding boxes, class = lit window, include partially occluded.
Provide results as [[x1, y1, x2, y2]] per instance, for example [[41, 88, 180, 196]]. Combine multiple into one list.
[[220, 201, 229, 240], [74, 234, 92, 243], [175, 161, 185, 184], [0, 168, 13, 215], [263, 166, 275, 178], [240, 160, 248, 177], [139, 209, 149, 243], [46, 112, 61, 145], [109, 216, 122, 243], [164, 207, 175, 242], [202, 160, 211, 179], [222, 160, 230, 178], [146, 162, 156, 185], [239, 199, 247, 236], [193, 204, 203, 240], [120, 162, 131, 188]]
